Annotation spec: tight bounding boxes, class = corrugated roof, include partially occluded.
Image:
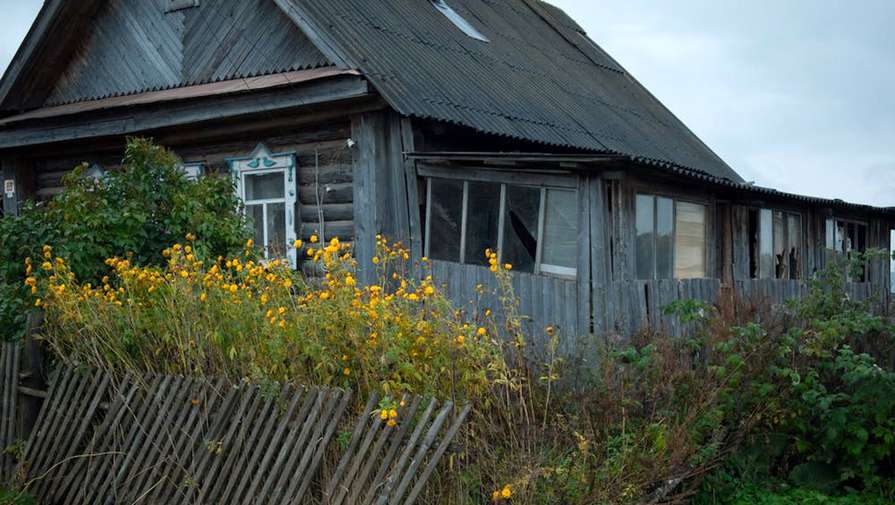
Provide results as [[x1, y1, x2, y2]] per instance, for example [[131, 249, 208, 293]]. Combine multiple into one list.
[[280, 0, 744, 183]]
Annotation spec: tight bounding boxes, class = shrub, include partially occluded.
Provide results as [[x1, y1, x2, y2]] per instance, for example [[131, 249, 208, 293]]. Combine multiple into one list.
[[36, 236, 505, 403], [0, 138, 250, 340]]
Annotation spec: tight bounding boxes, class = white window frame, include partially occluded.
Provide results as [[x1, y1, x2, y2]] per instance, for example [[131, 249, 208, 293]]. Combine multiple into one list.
[[227, 144, 297, 268], [423, 175, 578, 279]]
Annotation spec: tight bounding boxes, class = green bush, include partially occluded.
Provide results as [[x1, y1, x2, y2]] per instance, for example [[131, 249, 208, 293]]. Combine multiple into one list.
[[0, 138, 250, 340]]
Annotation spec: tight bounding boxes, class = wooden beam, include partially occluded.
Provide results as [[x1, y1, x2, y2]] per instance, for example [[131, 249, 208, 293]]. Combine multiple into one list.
[[0, 76, 371, 150]]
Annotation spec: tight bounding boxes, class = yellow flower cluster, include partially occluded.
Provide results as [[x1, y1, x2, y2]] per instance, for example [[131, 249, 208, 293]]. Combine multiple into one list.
[[485, 249, 512, 273], [33, 234, 506, 401], [491, 484, 513, 502]]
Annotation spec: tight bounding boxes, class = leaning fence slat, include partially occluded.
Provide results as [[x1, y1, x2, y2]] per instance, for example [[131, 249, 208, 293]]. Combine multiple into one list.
[[360, 396, 424, 505], [325, 392, 380, 501], [1, 343, 20, 483], [402, 403, 473, 505], [388, 401, 454, 505], [293, 389, 352, 502]]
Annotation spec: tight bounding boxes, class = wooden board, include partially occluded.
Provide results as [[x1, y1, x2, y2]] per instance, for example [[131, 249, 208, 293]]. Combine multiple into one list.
[[17, 369, 350, 505], [0, 343, 20, 482]]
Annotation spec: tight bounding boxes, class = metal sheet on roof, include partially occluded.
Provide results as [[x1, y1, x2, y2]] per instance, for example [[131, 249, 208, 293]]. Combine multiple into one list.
[[281, 0, 743, 183]]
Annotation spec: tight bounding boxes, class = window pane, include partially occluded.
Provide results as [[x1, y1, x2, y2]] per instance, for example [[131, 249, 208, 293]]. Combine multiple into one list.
[[248, 205, 264, 253], [774, 211, 786, 279], [503, 185, 540, 273], [464, 182, 501, 266], [656, 197, 674, 279], [635, 194, 655, 280], [267, 203, 286, 259], [541, 189, 578, 270], [244, 172, 284, 201], [788, 214, 801, 279], [674, 201, 706, 279], [428, 178, 464, 262], [759, 209, 773, 279], [825, 218, 835, 250]]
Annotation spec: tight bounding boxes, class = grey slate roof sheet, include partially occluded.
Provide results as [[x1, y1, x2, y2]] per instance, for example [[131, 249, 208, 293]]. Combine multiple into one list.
[[284, 0, 744, 183]]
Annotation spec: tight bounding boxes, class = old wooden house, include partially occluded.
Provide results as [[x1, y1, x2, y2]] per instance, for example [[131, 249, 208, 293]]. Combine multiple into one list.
[[1, 0, 892, 351]]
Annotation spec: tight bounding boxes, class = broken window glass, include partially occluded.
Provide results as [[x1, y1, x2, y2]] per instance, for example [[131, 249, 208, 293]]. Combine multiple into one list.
[[427, 178, 464, 262], [759, 209, 774, 279], [787, 214, 802, 279], [503, 185, 540, 273]]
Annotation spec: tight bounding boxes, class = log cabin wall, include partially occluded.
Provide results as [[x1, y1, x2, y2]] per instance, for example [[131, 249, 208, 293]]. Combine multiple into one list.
[[14, 118, 355, 274]]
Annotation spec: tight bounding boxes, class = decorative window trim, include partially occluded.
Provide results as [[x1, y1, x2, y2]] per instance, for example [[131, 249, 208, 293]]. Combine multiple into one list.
[[422, 169, 578, 279], [227, 144, 297, 268]]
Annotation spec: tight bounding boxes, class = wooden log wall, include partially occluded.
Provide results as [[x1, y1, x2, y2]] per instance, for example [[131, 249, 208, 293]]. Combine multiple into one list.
[[24, 121, 355, 272]]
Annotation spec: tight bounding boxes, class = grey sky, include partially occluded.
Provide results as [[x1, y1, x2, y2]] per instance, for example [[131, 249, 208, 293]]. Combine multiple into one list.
[[1, 0, 894, 207]]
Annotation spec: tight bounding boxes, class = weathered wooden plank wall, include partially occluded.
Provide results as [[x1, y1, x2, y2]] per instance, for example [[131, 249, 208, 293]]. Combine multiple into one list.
[[430, 260, 579, 358], [46, 0, 330, 106], [0, 343, 20, 483]]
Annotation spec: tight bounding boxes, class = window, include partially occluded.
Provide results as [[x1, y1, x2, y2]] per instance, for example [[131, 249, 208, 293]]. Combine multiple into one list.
[[228, 145, 297, 268], [748, 209, 801, 280], [635, 194, 707, 280], [826, 217, 868, 281], [890, 229, 894, 293], [425, 177, 577, 277], [430, 0, 490, 42], [179, 162, 204, 182]]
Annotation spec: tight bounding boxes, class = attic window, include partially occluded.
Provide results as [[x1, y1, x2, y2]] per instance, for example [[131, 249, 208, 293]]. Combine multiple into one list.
[[166, 0, 199, 12], [430, 0, 489, 42]]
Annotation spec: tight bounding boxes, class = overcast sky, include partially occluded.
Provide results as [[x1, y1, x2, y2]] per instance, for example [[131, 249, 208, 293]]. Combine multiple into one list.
[[1, 0, 893, 207]]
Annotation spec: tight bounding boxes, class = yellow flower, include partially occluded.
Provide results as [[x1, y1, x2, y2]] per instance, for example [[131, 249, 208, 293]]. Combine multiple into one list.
[[477, 327, 487, 337], [343, 367, 351, 376], [372, 256, 380, 265], [388, 409, 398, 419], [492, 490, 501, 502], [406, 293, 419, 302], [293, 239, 303, 249], [501, 485, 512, 499], [387, 419, 398, 428], [185, 233, 196, 241], [228, 284, 238, 294], [455, 335, 465, 345], [423, 286, 435, 296], [380, 410, 389, 421], [184, 245, 192, 254], [41, 262, 53, 271], [310, 234, 319, 243], [283, 279, 293, 289], [345, 275, 356, 287], [319, 292, 331, 300], [503, 263, 513, 271], [246, 239, 254, 248], [34, 298, 42, 307], [199, 293, 207, 302], [179, 270, 189, 278]]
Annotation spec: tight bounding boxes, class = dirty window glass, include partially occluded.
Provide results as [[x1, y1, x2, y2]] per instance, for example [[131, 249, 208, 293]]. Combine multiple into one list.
[[656, 197, 674, 279], [244, 173, 284, 201], [759, 209, 774, 279], [635, 194, 655, 280], [541, 189, 578, 272], [503, 185, 540, 273], [428, 178, 464, 262], [464, 182, 501, 266], [674, 201, 706, 279]]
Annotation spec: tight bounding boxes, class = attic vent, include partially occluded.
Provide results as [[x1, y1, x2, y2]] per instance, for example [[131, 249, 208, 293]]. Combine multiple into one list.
[[166, 0, 199, 12], [430, 0, 489, 42]]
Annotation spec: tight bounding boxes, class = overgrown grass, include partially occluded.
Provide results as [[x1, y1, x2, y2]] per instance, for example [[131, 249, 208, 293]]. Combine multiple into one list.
[[19, 232, 895, 503]]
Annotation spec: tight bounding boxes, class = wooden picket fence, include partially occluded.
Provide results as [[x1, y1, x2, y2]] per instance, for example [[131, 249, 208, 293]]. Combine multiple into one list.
[[1, 359, 469, 505]]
